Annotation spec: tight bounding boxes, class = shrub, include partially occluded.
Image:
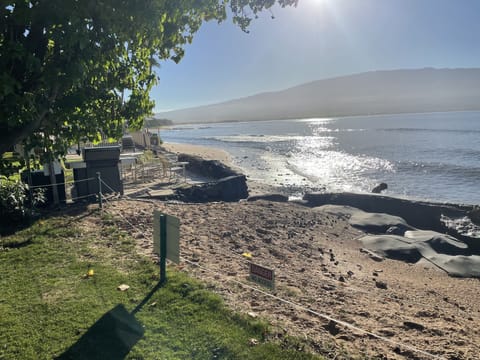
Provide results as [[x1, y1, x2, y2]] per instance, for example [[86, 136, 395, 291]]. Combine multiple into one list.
[[0, 176, 45, 233], [0, 176, 28, 223]]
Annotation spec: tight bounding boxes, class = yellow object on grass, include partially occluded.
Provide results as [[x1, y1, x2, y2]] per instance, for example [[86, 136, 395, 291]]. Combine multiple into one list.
[[87, 269, 94, 277]]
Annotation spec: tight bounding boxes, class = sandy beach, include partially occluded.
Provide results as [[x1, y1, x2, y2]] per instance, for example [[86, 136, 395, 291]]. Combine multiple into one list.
[[163, 142, 277, 195], [162, 142, 232, 164], [100, 141, 480, 359], [102, 198, 479, 360]]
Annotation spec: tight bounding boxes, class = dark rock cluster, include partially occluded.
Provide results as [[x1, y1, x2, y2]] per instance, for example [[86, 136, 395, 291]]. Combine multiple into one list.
[[175, 154, 248, 202]]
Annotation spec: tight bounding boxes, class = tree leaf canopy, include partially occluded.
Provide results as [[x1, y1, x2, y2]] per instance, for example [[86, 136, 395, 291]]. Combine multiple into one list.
[[0, 0, 297, 161]]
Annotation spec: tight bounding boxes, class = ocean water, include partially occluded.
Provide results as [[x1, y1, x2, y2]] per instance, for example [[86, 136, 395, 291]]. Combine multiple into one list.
[[159, 111, 480, 205]]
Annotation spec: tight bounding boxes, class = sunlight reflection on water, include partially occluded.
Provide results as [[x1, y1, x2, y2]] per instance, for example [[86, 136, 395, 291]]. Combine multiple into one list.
[[280, 129, 394, 192], [160, 112, 480, 204]]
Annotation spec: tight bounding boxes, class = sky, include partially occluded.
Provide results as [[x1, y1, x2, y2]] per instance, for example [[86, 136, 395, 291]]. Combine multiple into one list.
[[152, 0, 480, 112]]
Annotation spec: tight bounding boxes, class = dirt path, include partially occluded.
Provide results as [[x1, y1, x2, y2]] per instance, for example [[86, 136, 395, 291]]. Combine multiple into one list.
[[100, 199, 479, 360]]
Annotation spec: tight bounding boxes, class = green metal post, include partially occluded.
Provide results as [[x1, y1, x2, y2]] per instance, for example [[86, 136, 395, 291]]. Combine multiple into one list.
[[160, 214, 167, 284]]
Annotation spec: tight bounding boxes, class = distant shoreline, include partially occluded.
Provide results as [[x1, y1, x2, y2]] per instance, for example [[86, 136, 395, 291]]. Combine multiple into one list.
[[155, 68, 480, 124], [162, 109, 480, 126]]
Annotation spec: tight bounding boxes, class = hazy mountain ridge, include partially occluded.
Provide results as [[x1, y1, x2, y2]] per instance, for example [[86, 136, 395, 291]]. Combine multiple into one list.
[[156, 68, 480, 123]]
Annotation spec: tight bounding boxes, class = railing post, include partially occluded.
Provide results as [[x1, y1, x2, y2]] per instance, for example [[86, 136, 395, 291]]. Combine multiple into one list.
[[96, 172, 102, 209]]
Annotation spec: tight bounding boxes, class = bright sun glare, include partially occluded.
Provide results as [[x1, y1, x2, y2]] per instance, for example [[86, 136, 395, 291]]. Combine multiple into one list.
[[307, 0, 329, 9]]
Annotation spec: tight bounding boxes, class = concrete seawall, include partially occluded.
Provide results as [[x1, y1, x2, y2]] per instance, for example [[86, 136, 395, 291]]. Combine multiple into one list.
[[303, 192, 479, 250]]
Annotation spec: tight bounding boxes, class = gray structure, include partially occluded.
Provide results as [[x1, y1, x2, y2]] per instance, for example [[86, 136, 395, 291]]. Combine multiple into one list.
[[72, 146, 123, 200]]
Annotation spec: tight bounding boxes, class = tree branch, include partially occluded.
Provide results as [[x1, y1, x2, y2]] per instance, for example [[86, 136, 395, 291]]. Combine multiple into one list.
[[0, 84, 59, 156]]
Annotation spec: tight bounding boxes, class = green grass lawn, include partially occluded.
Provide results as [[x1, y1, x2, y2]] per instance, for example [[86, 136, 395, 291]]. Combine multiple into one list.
[[0, 208, 322, 360]]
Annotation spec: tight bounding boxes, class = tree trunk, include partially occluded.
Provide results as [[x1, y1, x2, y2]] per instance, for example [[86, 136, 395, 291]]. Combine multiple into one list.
[[48, 161, 60, 207]]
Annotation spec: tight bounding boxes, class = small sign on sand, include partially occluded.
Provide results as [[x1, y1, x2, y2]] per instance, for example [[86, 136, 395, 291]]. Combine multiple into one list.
[[249, 262, 275, 289]]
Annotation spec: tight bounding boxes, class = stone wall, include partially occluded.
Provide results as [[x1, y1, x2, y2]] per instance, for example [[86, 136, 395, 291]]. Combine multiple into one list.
[[175, 154, 248, 202]]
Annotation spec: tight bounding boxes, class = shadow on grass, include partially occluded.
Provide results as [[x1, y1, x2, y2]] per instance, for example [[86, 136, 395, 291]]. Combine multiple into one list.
[[0, 237, 33, 248], [57, 281, 165, 360], [0, 216, 37, 236], [56, 304, 143, 360], [0, 202, 92, 237], [131, 280, 165, 315]]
